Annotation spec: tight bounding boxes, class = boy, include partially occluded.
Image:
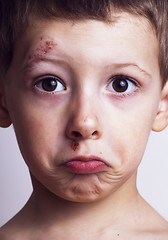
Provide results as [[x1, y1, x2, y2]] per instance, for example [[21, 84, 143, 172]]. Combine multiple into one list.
[[0, 0, 168, 239]]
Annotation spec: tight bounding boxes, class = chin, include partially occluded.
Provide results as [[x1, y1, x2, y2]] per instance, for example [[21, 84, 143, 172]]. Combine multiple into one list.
[[59, 191, 105, 203], [55, 180, 109, 203]]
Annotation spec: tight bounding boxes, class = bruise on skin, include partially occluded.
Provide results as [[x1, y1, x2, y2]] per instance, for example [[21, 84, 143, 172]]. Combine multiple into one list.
[[71, 141, 79, 151], [28, 37, 57, 61]]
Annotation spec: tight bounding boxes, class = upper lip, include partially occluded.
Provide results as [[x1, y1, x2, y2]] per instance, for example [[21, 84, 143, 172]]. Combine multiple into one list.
[[61, 155, 110, 167]]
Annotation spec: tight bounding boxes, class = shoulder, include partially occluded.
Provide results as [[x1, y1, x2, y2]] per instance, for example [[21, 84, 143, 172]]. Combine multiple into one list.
[[139, 208, 168, 239], [0, 199, 36, 240], [0, 222, 17, 240], [0, 217, 28, 240], [150, 218, 168, 239], [130, 196, 168, 239], [0, 226, 11, 240], [137, 225, 168, 240], [128, 217, 168, 240], [0, 226, 27, 240]]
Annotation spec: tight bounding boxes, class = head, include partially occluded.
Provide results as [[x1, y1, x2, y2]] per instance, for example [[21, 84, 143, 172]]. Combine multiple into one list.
[[0, 0, 168, 203]]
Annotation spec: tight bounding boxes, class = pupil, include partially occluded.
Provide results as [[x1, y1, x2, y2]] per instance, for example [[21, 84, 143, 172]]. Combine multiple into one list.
[[112, 79, 128, 92], [42, 78, 57, 91]]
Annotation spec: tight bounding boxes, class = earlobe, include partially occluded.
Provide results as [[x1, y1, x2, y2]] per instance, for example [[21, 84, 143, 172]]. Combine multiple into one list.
[[0, 80, 12, 128], [152, 81, 168, 132]]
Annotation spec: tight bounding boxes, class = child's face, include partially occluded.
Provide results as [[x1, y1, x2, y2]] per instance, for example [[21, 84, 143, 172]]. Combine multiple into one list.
[[3, 13, 163, 202]]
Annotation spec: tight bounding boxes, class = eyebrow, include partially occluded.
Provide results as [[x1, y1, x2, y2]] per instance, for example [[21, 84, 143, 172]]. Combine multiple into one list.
[[112, 63, 152, 78], [23, 57, 152, 79], [23, 57, 68, 71]]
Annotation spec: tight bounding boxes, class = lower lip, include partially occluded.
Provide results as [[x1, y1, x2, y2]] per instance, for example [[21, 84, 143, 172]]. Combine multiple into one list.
[[63, 160, 109, 174]]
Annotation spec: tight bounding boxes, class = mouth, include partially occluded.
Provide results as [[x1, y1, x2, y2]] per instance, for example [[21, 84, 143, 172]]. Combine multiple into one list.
[[61, 156, 110, 174]]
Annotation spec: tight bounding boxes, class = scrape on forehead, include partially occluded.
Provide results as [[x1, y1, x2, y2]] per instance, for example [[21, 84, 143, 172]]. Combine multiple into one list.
[[27, 37, 57, 62]]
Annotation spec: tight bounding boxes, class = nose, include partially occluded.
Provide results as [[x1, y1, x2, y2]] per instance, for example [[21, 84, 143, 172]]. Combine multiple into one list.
[[65, 101, 102, 141]]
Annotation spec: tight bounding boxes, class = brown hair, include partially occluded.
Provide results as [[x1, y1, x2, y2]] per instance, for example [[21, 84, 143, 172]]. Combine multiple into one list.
[[0, 0, 168, 85]]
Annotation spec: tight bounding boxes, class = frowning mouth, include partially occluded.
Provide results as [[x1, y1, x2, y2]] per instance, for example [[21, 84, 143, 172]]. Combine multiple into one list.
[[61, 156, 110, 174]]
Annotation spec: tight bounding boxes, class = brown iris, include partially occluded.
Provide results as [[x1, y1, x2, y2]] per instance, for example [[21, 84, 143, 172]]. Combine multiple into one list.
[[112, 77, 129, 93], [42, 78, 57, 92]]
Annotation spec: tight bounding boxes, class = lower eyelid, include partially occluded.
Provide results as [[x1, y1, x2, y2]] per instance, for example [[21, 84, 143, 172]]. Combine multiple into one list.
[[105, 88, 140, 101]]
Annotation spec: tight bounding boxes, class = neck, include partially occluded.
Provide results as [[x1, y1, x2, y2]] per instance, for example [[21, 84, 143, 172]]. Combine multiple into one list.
[[27, 173, 140, 231]]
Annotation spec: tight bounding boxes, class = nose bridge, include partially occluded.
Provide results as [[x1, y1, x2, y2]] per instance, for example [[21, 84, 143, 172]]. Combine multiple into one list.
[[75, 89, 96, 120], [72, 88, 99, 129], [66, 85, 102, 140]]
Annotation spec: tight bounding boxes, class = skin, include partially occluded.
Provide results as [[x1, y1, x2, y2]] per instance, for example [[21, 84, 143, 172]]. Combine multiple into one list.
[[0, 12, 168, 239]]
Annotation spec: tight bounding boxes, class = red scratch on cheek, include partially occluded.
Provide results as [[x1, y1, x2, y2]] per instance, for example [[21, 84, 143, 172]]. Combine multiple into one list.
[[70, 141, 79, 151]]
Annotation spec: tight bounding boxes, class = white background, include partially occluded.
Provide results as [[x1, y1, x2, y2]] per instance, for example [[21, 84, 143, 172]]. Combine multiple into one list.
[[0, 126, 168, 227]]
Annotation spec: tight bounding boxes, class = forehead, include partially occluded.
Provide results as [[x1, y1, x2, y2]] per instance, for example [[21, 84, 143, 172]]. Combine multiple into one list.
[[12, 13, 160, 83], [26, 13, 156, 48]]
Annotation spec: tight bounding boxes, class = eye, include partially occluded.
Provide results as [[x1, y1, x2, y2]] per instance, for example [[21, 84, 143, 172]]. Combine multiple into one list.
[[35, 75, 65, 92], [107, 75, 137, 94]]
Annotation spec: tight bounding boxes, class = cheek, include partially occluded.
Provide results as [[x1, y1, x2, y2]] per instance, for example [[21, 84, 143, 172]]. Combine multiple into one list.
[[105, 104, 157, 171], [8, 97, 66, 168]]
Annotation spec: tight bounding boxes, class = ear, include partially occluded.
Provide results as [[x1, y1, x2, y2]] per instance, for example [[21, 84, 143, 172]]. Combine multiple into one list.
[[0, 80, 12, 128], [152, 81, 168, 132]]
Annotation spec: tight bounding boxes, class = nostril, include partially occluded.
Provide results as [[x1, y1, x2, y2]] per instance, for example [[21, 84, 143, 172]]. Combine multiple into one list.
[[72, 131, 82, 138], [92, 131, 98, 138], [92, 131, 98, 136]]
